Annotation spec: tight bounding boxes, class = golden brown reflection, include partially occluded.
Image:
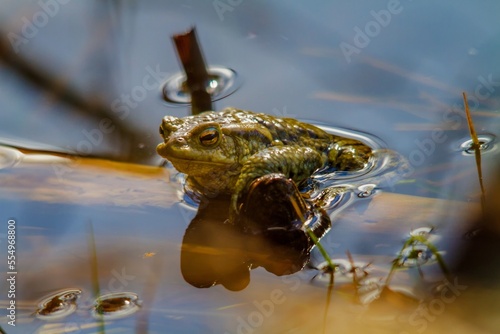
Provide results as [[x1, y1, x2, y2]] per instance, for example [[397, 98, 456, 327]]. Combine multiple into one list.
[[181, 174, 331, 291]]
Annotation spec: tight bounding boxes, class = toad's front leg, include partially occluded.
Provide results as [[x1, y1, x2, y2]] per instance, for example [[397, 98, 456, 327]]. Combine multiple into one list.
[[229, 145, 324, 222]]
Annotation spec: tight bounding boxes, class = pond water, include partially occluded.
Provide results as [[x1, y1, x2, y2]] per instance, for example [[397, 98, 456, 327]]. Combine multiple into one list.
[[0, 1, 499, 333]]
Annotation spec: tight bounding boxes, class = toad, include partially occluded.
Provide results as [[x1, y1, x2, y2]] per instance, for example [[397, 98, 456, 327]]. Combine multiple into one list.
[[157, 108, 372, 220]]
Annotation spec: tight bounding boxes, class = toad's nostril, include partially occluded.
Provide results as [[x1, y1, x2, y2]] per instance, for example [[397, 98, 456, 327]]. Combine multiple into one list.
[[168, 137, 187, 146]]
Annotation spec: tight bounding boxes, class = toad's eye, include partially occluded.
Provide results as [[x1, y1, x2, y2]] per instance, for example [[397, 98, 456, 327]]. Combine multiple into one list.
[[199, 126, 220, 146]]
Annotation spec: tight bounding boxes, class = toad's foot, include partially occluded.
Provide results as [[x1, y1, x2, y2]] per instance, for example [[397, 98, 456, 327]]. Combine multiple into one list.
[[229, 145, 324, 223]]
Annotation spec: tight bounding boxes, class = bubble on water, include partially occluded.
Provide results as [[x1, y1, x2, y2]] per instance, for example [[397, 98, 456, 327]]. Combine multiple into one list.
[[313, 258, 373, 284], [397, 244, 436, 267], [35, 288, 81, 320], [408, 227, 441, 244], [91, 292, 141, 320], [357, 184, 377, 198], [458, 134, 496, 155], [162, 66, 241, 105]]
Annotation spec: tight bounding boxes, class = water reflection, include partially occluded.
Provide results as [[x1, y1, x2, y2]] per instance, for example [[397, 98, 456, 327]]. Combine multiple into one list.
[[458, 133, 497, 155], [397, 244, 437, 268], [34, 289, 142, 323], [35, 288, 81, 320], [92, 292, 141, 320], [181, 174, 331, 291]]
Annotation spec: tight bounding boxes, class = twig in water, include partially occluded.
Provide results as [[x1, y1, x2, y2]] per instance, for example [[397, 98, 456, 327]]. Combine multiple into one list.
[[172, 27, 213, 115], [462, 92, 486, 214], [87, 221, 105, 333], [306, 227, 336, 334]]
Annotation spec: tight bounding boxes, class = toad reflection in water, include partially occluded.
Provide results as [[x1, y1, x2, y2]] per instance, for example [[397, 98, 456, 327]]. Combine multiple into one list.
[[180, 174, 332, 291], [157, 108, 401, 290]]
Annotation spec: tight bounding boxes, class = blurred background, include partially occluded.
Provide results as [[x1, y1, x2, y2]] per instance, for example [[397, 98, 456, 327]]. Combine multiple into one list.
[[0, 1, 499, 333], [1, 1, 498, 168]]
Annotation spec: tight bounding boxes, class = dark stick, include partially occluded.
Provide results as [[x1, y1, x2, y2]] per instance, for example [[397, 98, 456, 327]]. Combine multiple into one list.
[[172, 27, 213, 115]]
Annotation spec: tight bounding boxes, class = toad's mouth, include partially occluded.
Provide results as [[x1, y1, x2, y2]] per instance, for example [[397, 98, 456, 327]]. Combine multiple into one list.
[[165, 155, 230, 166], [157, 141, 230, 160], [164, 156, 237, 178], [156, 143, 236, 174]]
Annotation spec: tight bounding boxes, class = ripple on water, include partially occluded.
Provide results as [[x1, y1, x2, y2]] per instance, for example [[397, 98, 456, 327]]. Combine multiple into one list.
[[0, 146, 23, 169], [393, 227, 442, 269], [35, 288, 82, 320], [397, 244, 437, 268], [456, 133, 496, 155], [357, 183, 377, 198], [91, 292, 141, 320], [409, 227, 440, 244], [35, 289, 141, 321], [315, 258, 373, 281], [162, 66, 241, 105], [308, 124, 410, 209]]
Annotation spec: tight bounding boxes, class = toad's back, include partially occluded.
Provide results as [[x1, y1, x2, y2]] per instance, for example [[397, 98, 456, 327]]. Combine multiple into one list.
[[171, 108, 358, 155]]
